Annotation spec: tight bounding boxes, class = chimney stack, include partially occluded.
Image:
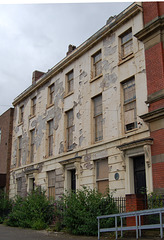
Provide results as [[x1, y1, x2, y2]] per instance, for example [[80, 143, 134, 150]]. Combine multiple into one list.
[[67, 44, 76, 56], [32, 70, 45, 84]]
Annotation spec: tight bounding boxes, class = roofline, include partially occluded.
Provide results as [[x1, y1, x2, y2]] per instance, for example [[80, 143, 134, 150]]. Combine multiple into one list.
[[13, 2, 142, 106]]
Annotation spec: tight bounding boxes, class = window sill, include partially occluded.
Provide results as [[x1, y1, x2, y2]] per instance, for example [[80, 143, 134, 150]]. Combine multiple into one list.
[[118, 53, 134, 66], [46, 103, 54, 110], [64, 91, 74, 99], [90, 73, 103, 83], [125, 127, 138, 134], [18, 122, 23, 126], [29, 114, 36, 120]]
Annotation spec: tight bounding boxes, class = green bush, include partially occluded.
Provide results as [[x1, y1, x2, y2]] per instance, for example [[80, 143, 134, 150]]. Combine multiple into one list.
[[54, 187, 118, 236], [5, 189, 54, 229], [0, 191, 13, 223]]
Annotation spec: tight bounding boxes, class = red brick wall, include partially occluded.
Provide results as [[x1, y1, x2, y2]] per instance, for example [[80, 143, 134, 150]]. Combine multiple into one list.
[[152, 162, 164, 189], [149, 99, 164, 112], [145, 43, 164, 96], [0, 108, 14, 192], [143, 2, 164, 25], [126, 194, 146, 226], [151, 129, 164, 156]]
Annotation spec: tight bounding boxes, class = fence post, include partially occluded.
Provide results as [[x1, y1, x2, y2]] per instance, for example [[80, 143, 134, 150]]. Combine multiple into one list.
[[135, 214, 138, 239], [98, 218, 100, 240], [115, 216, 118, 239], [159, 211, 163, 239]]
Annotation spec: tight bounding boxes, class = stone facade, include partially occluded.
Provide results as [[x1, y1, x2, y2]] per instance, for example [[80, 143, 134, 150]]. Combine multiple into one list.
[[9, 3, 154, 199]]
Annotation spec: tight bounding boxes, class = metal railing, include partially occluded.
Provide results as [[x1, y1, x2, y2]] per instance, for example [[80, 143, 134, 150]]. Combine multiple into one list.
[[97, 207, 164, 239]]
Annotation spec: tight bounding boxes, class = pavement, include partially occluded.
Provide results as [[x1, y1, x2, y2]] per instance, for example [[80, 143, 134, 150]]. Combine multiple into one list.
[[0, 224, 162, 240]]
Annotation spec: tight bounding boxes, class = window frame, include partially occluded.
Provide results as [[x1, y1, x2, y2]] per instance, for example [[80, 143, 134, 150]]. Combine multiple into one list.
[[48, 170, 56, 200], [66, 69, 74, 95], [93, 94, 103, 143], [122, 78, 137, 132], [31, 96, 36, 116], [66, 109, 74, 151], [30, 129, 35, 163], [18, 136, 22, 167], [16, 177, 22, 195], [47, 119, 54, 157], [91, 50, 102, 79], [120, 28, 133, 60], [48, 83, 55, 106], [95, 158, 109, 194], [19, 105, 24, 123]]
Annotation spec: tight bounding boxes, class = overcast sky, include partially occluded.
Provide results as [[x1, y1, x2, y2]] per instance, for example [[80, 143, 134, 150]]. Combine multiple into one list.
[[0, 2, 132, 115]]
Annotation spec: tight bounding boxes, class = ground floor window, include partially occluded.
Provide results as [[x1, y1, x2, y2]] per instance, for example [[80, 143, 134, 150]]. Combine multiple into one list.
[[48, 170, 55, 199], [96, 158, 109, 194], [16, 177, 22, 195], [28, 177, 35, 192]]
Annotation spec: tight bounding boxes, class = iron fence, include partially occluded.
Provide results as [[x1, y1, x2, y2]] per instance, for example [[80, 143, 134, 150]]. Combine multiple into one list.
[[112, 197, 126, 213]]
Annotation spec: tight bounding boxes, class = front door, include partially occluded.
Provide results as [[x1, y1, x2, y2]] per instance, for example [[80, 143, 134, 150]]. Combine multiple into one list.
[[133, 155, 146, 194]]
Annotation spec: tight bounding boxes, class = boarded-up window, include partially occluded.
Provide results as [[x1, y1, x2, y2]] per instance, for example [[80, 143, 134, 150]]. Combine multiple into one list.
[[92, 50, 102, 78], [120, 28, 133, 59], [48, 170, 55, 199], [30, 129, 35, 163], [66, 70, 74, 93], [48, 120, 53, 156], [48, 83, 54, 105], [31, 97, 36, 116], [93, 94, 103, 142], [17, 177, 22, 195], [29, 177, 35, 192], [123, 78, 137, 131], [96, 158, 108, 194], [66, 109, 74, 150], [18, 136, 22, 167]]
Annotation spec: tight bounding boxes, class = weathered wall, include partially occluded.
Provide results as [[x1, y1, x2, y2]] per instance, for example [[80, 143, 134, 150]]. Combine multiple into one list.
[[10, 3, 150, 199]]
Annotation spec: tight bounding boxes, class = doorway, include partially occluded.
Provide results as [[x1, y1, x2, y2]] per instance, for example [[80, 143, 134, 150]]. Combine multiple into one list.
[[133, 155, 146, 194]]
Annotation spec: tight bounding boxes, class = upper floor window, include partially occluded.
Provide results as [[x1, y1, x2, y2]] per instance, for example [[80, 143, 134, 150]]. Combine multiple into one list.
[[122, 78, 137, 132], [31, 97, 36, 116], [91, 50, 102, 79], [30, 129, 35, 163], [48, 83, 54, 106], [47, 119, 53, 157], [66, 70, 74, 94], [19, 105, 24, 123], [93, 94, 103, 142], [96, 158, 108, 195], [18, 136, 22, 167], [120, 28, 133, 60], [66, 109, 74, 150]]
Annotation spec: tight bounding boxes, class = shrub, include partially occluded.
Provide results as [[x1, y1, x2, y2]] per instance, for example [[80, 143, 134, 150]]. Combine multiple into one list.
[[55, 187, 118, 236], [0, 191, 12, 223], [5, 188, 54, 229]]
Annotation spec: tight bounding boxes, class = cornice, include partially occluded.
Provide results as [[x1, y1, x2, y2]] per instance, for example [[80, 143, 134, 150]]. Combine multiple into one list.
[[135, 15, 164, 42], [13, 3, 142, 106], [140, 107, 164, 123], [117, 137, 153, 151]]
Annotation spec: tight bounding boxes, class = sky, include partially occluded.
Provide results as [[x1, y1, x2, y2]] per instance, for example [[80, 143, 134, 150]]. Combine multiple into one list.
[[0, 1, 132, 115]]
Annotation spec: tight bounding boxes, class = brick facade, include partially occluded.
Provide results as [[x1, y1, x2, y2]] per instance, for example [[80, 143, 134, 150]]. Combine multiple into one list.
[[138, 2, 164, 194], [0, 108, 14, 193], [143, 2, 164, 25]]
